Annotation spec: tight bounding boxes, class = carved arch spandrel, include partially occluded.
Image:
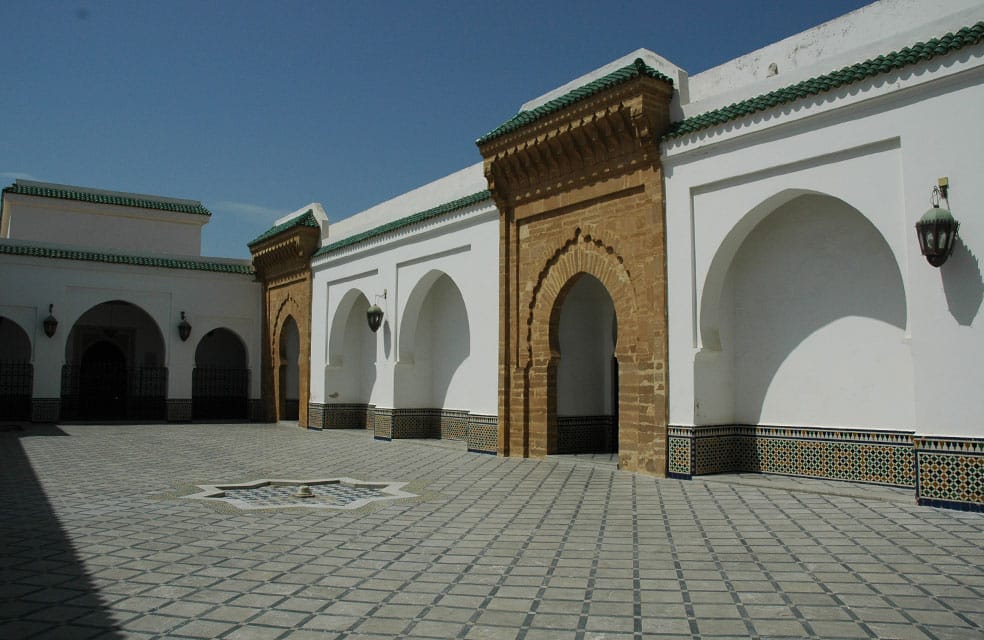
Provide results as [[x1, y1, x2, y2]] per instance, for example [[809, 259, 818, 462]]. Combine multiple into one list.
[[524, 228, 638, 366]]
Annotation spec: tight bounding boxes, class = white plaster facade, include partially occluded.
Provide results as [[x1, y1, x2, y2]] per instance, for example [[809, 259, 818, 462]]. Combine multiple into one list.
[[0, 183, 262, 421], [310, 163, 498, 418], [663, 0, 984, 438], [2, 0, 982, 503]]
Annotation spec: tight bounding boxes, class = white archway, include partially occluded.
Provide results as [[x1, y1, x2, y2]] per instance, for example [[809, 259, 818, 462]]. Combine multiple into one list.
[[695, 193, 912, 428], [395, 271, 470, 409], [325, 288, 376, 404]]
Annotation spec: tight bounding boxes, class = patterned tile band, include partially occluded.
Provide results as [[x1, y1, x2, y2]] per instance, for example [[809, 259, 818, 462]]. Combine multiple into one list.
[[670, 425, 984, 511], [915, 436, 984, 511]]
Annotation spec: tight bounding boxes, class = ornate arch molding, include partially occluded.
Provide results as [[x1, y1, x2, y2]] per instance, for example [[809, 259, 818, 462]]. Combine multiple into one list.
[[525, 228, 637, 364], [271, 294, 302, 357]]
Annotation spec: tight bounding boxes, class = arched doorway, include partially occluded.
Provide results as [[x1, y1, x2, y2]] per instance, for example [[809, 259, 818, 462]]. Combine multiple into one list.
[[0, 317, 33, 420], [278, 316, 300, 421], [193, 328, 249, 420], [553, 274, 618, 454], [80, 341, 127, 420], [62, 301, 167, 421]]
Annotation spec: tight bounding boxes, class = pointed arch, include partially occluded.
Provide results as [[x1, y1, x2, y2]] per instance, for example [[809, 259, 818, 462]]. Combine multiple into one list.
[[325, 288, 376, 406], [695, 191, 912, 428], [522, 229, 661, 467], [395, 270, 470, 409]]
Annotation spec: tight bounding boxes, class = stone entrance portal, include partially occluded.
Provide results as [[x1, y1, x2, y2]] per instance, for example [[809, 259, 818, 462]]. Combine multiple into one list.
[[478, 59, 672, 476]]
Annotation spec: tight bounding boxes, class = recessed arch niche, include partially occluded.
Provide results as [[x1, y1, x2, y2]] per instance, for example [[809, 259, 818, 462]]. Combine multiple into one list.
[[695, 192, 913, 428], [325, 289, 376, 408], [395, 270, 470, 410]]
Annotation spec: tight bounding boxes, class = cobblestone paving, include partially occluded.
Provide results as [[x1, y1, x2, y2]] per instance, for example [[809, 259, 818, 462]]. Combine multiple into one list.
[[1, 422, 983, 639]]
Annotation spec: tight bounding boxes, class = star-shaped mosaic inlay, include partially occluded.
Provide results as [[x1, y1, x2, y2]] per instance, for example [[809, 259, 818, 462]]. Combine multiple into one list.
[[184, 478, 416, 511]]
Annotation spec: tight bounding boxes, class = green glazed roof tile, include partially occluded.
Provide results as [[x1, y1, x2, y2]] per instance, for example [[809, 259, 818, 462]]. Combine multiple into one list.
[[477, 58, 673, 145], [665, 21, 984, 139], [0, 242, 254, 274], [315, 190, 491, 257], [2, 180, 211, 215], [247, 210, 320, 248]]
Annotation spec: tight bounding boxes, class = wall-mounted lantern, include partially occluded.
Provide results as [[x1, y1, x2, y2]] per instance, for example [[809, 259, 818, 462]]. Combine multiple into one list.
[[178, 311, 192, 342], [367, 290, 387, 333], [43, 304, 58, 338], [915, 177, 960, 268]]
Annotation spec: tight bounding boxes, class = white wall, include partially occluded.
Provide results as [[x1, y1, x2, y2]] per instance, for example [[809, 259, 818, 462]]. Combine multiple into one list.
[[0, 254, 263, 401], [2, 195, 207, 256], [664, 41, 984, 437], [311, 199, 499, 415]]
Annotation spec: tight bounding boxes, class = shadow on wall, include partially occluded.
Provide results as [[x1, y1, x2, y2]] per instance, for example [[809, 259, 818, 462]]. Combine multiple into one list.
[[942, 236, 983, 326], [0, 425, 122, 638], [725, 194, 910, 426]]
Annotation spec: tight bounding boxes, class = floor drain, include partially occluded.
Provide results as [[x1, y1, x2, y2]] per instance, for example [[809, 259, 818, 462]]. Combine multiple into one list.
[[184, 478, 416, 510]]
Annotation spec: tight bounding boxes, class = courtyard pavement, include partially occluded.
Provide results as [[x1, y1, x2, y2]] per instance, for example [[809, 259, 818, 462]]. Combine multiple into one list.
[[1, 422, 983, 640]]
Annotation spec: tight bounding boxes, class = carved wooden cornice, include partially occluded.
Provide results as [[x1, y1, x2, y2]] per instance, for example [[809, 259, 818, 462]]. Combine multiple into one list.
[[479, 77, 672, 208], [250, 227, 319, 283]]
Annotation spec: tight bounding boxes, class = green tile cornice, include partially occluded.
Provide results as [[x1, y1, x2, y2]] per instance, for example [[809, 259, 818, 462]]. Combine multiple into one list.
[[477, 59, 673, 145], [665, 21, 984, 140], [315, 191, 491, 257], [2, 181, 211, 216], [247, 210, 320, 248], [0, 242, 254, 274]]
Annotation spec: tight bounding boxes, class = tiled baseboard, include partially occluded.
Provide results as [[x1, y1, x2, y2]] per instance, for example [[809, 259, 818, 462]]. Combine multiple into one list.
[[669, 425, 984, 511], [324, 405, 496, 454]]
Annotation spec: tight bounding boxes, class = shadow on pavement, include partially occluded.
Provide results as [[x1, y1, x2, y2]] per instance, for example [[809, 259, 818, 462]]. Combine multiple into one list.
[[0, 422, 123, 639]]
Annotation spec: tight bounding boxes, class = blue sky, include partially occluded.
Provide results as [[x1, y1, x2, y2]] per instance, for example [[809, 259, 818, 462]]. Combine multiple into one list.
[[4, 0, 871, 258]]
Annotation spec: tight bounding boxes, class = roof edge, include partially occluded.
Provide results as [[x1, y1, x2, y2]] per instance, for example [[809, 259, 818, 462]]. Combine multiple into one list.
[[0, 240, 254, 275], [664, 20, 984, 140], [477, 58, 673, 145], [2, 180, 211, 216], [315, 190, 492, 257]]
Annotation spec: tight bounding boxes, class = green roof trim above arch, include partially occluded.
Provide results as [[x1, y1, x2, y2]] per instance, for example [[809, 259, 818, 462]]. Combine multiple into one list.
[[665, 21, 984, 140], [0, 242, 254, 274], [476, 58, 673, 145], [247, 210, 320, 248], [2, 181, 212, 216], [315, 190, 492, 257]]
